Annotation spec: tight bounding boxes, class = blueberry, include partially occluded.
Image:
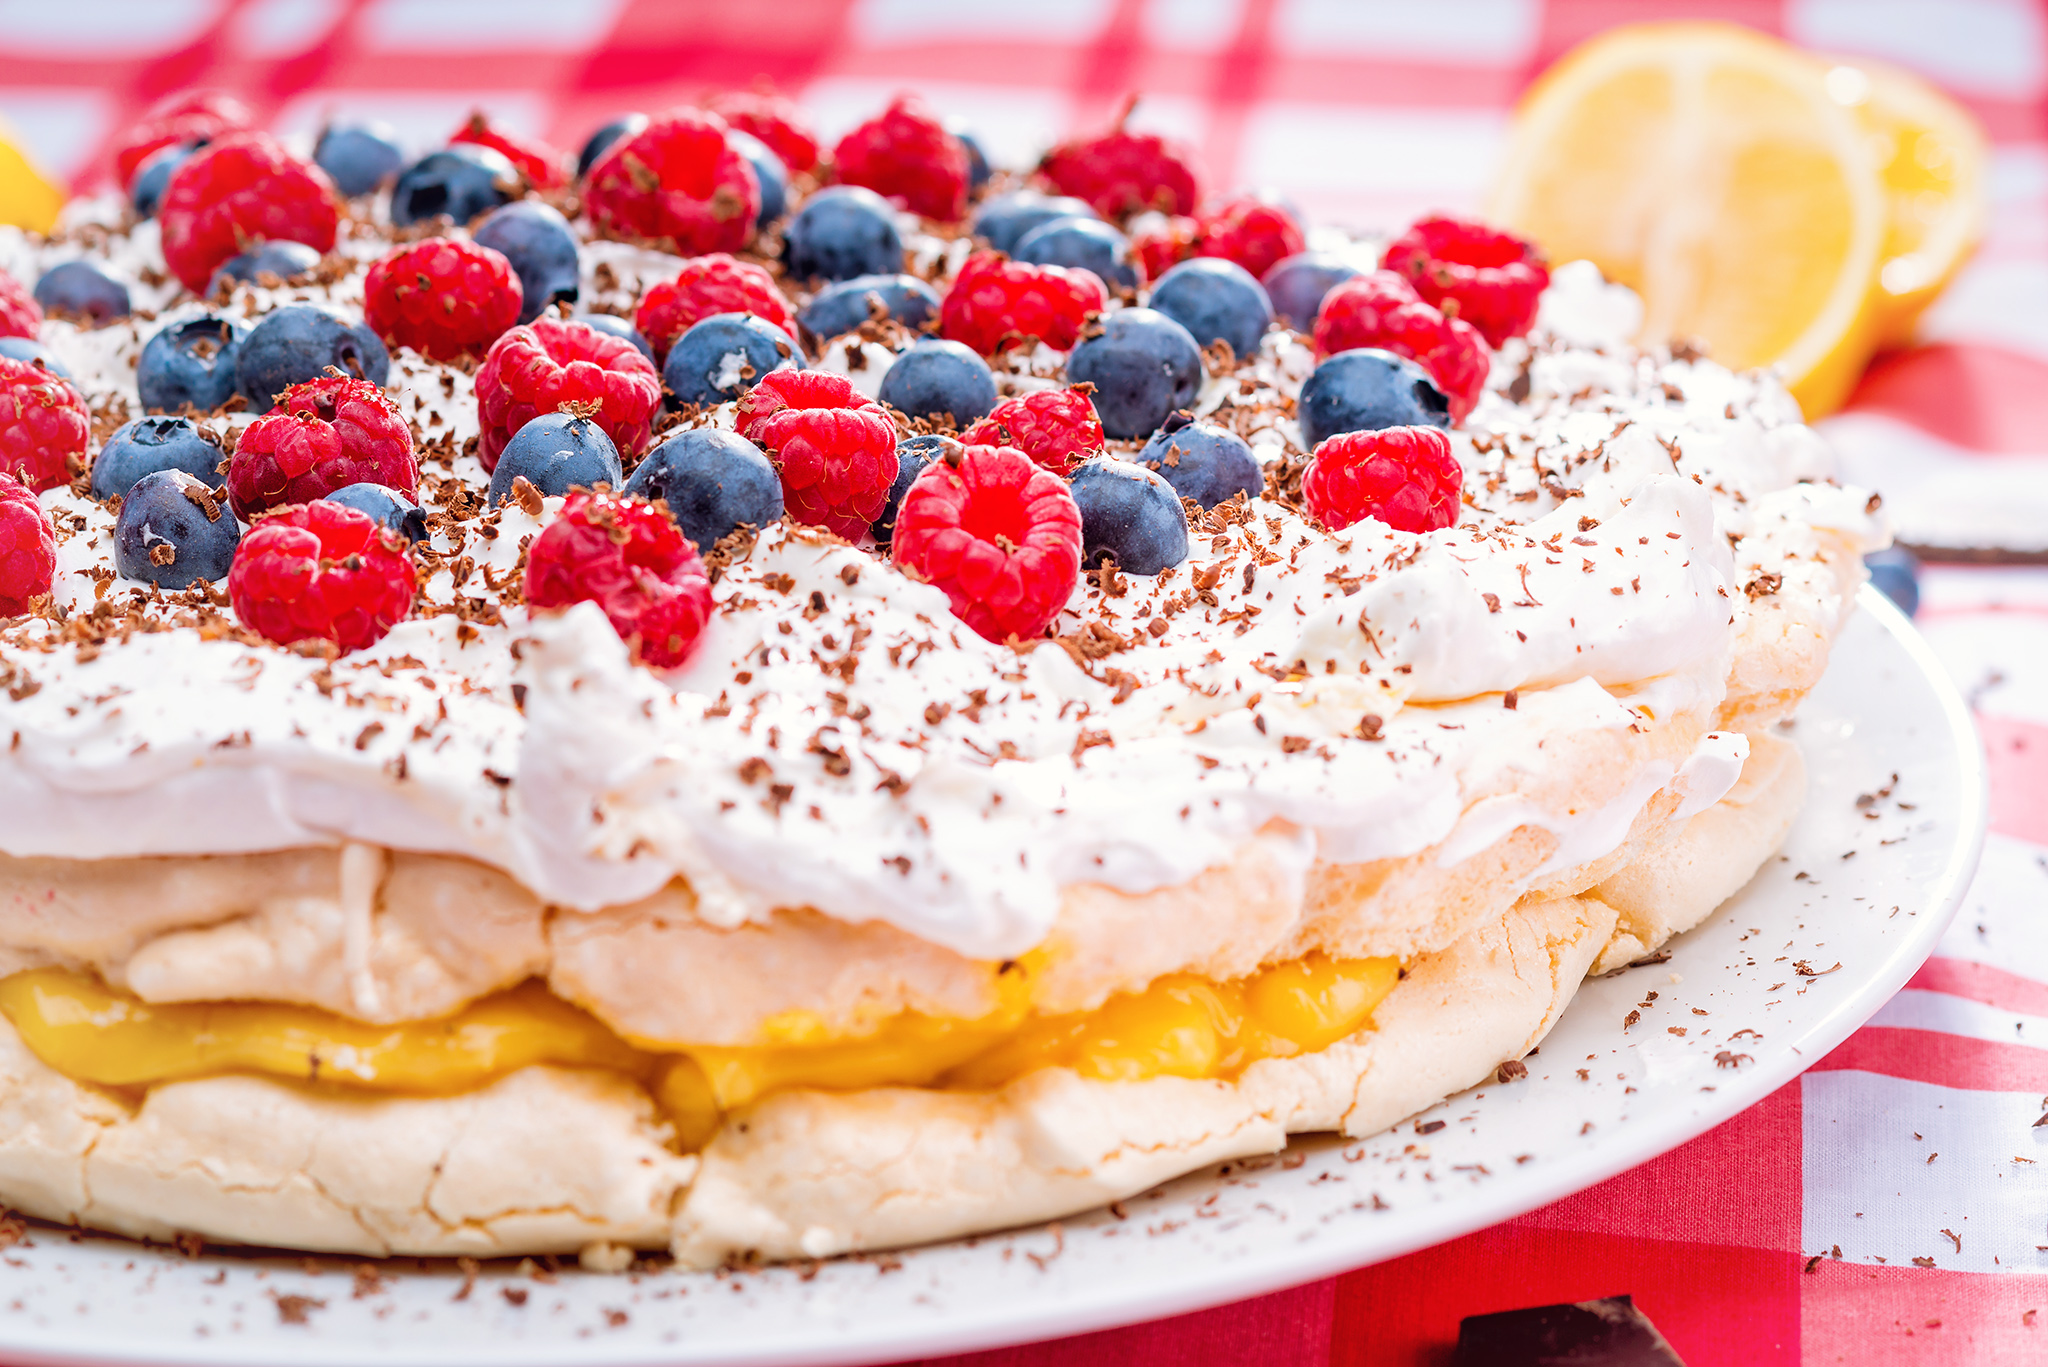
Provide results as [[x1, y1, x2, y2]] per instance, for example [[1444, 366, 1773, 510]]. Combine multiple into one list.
[[131, 141, 198, 219], [390, 145, 518, 228], [235, 304, 390, 412], [1014, 216, 1136, 290], [139, 314, 244, 413], [877, 338, 996, 426], [873, 433, 955, 547], [783, 186, 904, 283], [208, 240, 323, 297], [1064, 308, 1203, 439], [1263, 252, 1360, 334], [313, 122, 405, 197], [728, 130, 788, 227], [1148, 257, 1272, 359], [662, 313, 799, 407], [973, 193, 1098, 255], [1297, 348, 1449, 449], [114, 470, 239, 589], [473, 200, 580, 325], [574, 311, 656, 364], [322, 481, 428, 543], [797, 273, 941, 341], [623, 427, 783, 555], [487, 412, 623, 506], [93, 416, 224, 500], [578, 113, 647, 180], [1864, 546, 1921, 618], [1068, 457, 1188, 575], [1137, 418, 1261, 510], [33, 261, 130, 325], [0, 337, 77, 385], [950, 125, 992, 190]]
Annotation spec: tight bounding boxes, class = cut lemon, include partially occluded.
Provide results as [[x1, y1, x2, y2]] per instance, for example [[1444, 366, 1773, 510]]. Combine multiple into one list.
[[1488, 22, 1888, 418]]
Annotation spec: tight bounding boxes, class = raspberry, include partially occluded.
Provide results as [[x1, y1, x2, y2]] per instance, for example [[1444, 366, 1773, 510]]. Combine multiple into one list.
[[735, 369, 897, 540], [833, 94, 969, 223], [1131, 215, 1198, 284], [1038, 99, 1201, 219], [1383, 215, 1550, 349], [158, 133, 341, 295], [230, 502, 413, 654], [1194, 193, 1305, 283], [363, 237, 522, 364], [634, 254, 793, 364], [112, 89, 252, 189], [450, 111, 567, 190], [227, 374, 417, 520], [583, 110, 759, 257], [0, 355, 91, 493], [960, 388, 1104, 472], [0, 267, 42, 340], [891, 444, 1082, 643], [940, 251, 1106, 356], [1313, 271, 1489, 425], [705, 89, 820, 174], [1302, 426, 1463, 535], [0, 472, 56, 615], [475, 317, 663, 469], [525, 490, 713, 669]]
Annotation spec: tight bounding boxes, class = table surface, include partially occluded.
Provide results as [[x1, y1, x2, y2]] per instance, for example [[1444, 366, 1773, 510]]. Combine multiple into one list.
[[3, 2, 2046, 1361]]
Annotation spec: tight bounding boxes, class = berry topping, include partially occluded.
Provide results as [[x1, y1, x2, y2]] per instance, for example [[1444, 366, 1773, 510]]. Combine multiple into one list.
[[322, 482, 428, 543], [939, 250, 1106, 356], [475, 316, 663, 469], [235, 305, 390, 413], [313, 122, 404, 198], [623, 427, 784, 554], [138, 316, 244, 415], [209, 241, 322, 297], [158, 133, 340, 296], [0, 354, 91, 492], [833, 94, 970, 223], [1297, 349, 1450, 450], [115, 469, 240, 589], [1148, 257, 1273, 359], [524, 489, 714, 669], [0, 268, 41, 340], [1064, 307, 1202, 439], [574, 310, 656, 363], [1137, 418, 1261, 510], [92, 416, 224, 500], [634, 254, 793, 364], [364, 237, 523, 363], [705, 89, 821, 174], [891, 443, 1082, 643], [33, 260, 132, 325], [0, 471, 56, 614], [112, 90, 251, 189], [1382, 215, 1549, 349], [227, 374, 417, 519], [584, 110, 759, 256], [1193, 193, 1306, 282], [577, 114, 648, 180], [1262, 252, 1361, 333], [954, 126, 993, 189], [1069, 456, 1190, 575], [391, 146, 518, 228], [228, 501, 414, 655], [472, 201, 583, 325], [0, 338, 70, 383], [661, 313, 800, 407], [1038, 100, 1202, 219], [873, 433, 956, 547], [131, 143, 198, 219], [736, 369, 898, 540], [1131, 213, 1199, 283], [797, 273, 941, 342], [1314, 271, 1489, 424], [876, 338, 997, 426], [961, 388, 1104, 472], [1015, 215, 1137, 290], [486, 410, 622, 507], [783, 186, 905, 283], [450, 111, 566, 190], [727, 131, 789, 227], [973, 193, 1100, 255], [1302, 426, 1463, 535]]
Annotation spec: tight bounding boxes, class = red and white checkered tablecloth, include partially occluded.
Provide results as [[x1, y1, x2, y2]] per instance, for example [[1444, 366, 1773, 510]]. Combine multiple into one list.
[[4, 1, 2047, 1361]]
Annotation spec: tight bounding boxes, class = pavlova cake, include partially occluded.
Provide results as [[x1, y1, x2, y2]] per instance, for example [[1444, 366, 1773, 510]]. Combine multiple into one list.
[[0, 90, 1881, 1268]]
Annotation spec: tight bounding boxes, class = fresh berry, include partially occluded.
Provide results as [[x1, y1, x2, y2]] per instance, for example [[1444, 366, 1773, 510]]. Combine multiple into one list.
[[0, 338, 74, 384], [451, 111, 566, 190], [1193, 193, 1305, 282], [0, 354, 90, 491], [1263, 252, 1360, 333], [834, 95, 969, 223], [227, 374, 417, 519], [578, 114, 648, 179], [1297, 348, 1449, 450], [1148, 257, 1272, 361], [112, 90, 251, 189], [797, 273, 941, 342], [115, 469, 240, 589], [1302, 426, 1463, 535], [953, 124, 993, 190], [236, 305, 390, 412], [973, 193, 1100, 255], [92, 416, 224, 500], [0, 268, 40, 339], [486, 411, 623, 507], [364, 237, 523, 363], [960, 388, 1103, 472], [727, 130, 788, 226], [623, 426, 784, 554], [783, 186, 905, 283], [584, 110, 758, 256], [873, 433, 956, 547], [524, 489, 713, 669], [33, 261, 131, 324], [735, 369, 897, 540], [131, 142, 199, 219], [634, 254, 792, 364], [313, 121, 405, 197], [1137, 417, 1260, 510], [878, 338, 997, 426], [1069, 456, 1190, 575], [573, 311, 655, 364], [940, 250, 1106, 356], [229, 500, 414, 655], [1383, 215, 1549, 348], [475, 316, 662, 468], [1864, 546, 1920, 618], [391, 146, 518, 227], [0, 472, 56, 613], [890, 443, 1082, 642], [473, 201, 582, 325], [1131, 214, 1199, 283], [158, 133, 340, 295], [705, 89, 820, 174], [1314, 271, 1488, 423], [321, 482, 428, 543], [1015, 216, 1136, 290], [1064, 307, 1202, 439], [662, 313, 800, 408], [208, 240, 322, 297], [1038, 101, 1201, 219]]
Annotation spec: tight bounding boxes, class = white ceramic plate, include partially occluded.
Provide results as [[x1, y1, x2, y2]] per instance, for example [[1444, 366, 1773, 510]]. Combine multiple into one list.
[[0, 587, 1986, 1367]]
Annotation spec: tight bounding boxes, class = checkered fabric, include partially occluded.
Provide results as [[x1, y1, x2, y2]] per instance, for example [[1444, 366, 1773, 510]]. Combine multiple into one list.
[[3, 1, 2046, 1361]]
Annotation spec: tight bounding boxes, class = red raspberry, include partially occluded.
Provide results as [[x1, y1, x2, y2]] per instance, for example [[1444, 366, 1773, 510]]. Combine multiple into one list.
[[112, 90, 252, 189], [941, 251, 1107, 356], [0, 355, 90, 493], [1194, 193, 1305, 283], [892, 444, 1082, 643], [0, 268, 43, 340], [833, 94, 969, 223], [1038, 99, 1201, 219], [363, 237, 522, 364], [229, 501, 414, 654], [0, 471, 56, 615], [1302, 427, 1463, 535], [735, 369, 897, 540], [1383, 215, 1549, 349], [475, 317, 663, 470], [1131, 215, 1198, 284], [960, 388, 1103, 472], [584, 110, 759, 257], [634, 254, 793, 364], [1313, 271, 1489, 425], [450, 111, 567, 190], [705, 89, 820, 174], [158, 133, 340, 296], [525, 490, 713, 669], [227, 375, 417, 520]]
